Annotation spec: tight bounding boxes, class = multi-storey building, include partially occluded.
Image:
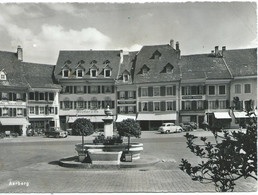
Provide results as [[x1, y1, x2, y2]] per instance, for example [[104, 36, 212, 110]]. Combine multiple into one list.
[[0, 47, 29, 136], [21, 62, 61, 131], [132, 41, 181, 130], [54, 50, 121, 131]]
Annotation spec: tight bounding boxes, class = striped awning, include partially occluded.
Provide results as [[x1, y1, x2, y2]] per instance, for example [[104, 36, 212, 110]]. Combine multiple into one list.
[[233, 111, 249, 118], [214, 112, 231, 119], [116, 114, 136, 122], [137, 113, 177, 121], [68, 116, 107, 123], [0, 118, 30, 126]]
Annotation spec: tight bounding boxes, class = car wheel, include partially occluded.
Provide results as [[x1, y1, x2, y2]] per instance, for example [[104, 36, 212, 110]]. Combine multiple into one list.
[[166, 130, 169, 134]]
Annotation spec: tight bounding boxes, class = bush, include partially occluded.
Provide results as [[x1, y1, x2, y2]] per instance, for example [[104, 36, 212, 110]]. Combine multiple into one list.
[[93, 134, 123, 145], [72, 118, 94, 136]]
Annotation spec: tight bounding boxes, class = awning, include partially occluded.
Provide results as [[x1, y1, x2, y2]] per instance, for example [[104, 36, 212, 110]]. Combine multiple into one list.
[[233, 111, 249, 118], [0, 118, 30, 126], [68, 116, 106, 123], [137, 113, 177, 121], [116, 114, 136, 122], [214, 112, 231, 119]]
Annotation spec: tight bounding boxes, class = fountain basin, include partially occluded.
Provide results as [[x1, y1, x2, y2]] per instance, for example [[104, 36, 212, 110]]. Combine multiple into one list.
[[88, 149, 123, 165]]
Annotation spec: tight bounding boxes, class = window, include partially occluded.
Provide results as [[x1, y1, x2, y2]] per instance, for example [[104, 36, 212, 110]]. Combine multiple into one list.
[[128, 106, 134, 113], [91, 86, 98, 94], [120, 106, 125, 113], [141, 88, 148, 97], [29, 92, 34, 100], [17, 108, 23, 116], [29, 107, 35, 114], [49, 93, 54, 101], [219, 100, 227, 109], [120, 91, 125, 99], [76, 86, 84, 93], [104, 69, 111, 77], [209, 86, 215, 95], [167, 87, 173, 96], [0, 72, 6, 80], [91, 69, 97, 77], [123, 74, 129, 82], [40, 107, 44, 114], [182, 86, 191, 95], [142, 68, 148, 74], [208, 101, 217, 109], [16, 93, 22, 100], [154, 102, 160, 111], [39, 93, 44, 100], [62, 69, 69, 78], [235, 84, 241, 94], [76, 69, 83, 78], [219, 85, 226, 95], [128, 91, 134, 99], [3, 108, 8, 116], [244, 84, 251, 93], [2, 92, 8, 100], [77, 101, 84, 109], [153, 87, 160, 96], [142, 102, 148, 112], [197, 101, 204, 110], [185, 101, 191, 110], [91, 99, 98, 109], [64, 101, 71, 109], [104, 86, 112, 93], [167, 102, 173, 111], [49, 107, 54, 114]]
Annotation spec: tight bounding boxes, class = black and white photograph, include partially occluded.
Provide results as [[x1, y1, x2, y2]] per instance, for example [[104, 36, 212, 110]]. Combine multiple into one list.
[[0, 0, 257, 193]]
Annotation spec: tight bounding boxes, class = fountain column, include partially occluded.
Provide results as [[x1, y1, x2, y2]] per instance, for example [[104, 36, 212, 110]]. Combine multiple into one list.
[[103, 106, 114, 137]]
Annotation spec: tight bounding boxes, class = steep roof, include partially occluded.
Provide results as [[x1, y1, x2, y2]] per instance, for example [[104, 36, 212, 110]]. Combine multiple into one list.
[[222, 48, 257, 77], [54, 50, 121, 80], [21, 62, 61, 89], [0, 50, 28, 89], [133, 44, 181, 83], [116, 51, 137, 85], [179, 54, 232, 80]]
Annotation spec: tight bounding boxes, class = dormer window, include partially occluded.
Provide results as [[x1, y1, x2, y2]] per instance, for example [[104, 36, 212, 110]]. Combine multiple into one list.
[[0, 70, 7, 80], [62, 69, 69, 78], [141, 65, 150, 75], [91, 69, 97, 78], [151, 50, 161, 59], [76, 69, 84, 78], [164, 63, 174, 73], [105, 69, 111, 77], [123, 74, 129, 82]]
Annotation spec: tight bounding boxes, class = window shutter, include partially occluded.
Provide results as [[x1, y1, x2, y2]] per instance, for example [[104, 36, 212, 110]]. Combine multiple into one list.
[[60, 101, 63, 109], [35, 92, 39, 101], [181, 87, 185, 95], [13, 93, 17, 101], [45, 106, 48, 115], [215, 100, 219, 109], [204, 100, 208, 109], [182, 101, 185, 110], [138, 87, 141, 97], [138, 102, 141, 112], [35, 106, 39, 115], [173, 86, 176, 96], [102, 86, 105, 93], [134, 106, 136, 113], [84, 86, 87, 93], [69, 86, 73, 94], [148, 87, 153, 97], [148, 101, 153, 111], [88, 86, 91, 94], [0, 92, 2, 100], [203, 86, 206, 95], [112, 86, 114, 93], [117, 106, 120, 114], [226, 100, 230, 109], [102, 101, 105, 109], [74, 86, 77, 94], [173, 101, 176, 110], [111, 101, 115, 109], [192, 101, 197, 110], [161, 101, 166, 111], [117, 92, 120, 99], [74, 102, 77, 109], [125, 91, 128, 99], [45, 92, 48, 101], [55, 107, 58, 115], [9, 93, 12, 101], [24, 108, 27, 117], [98, 86, 101, 93], [13, 108, 16, 116], [160, 86, 166, 96], [134, 91, 136, 99], [0, 108, 2, 116], [88, 101, 91, 109], [125, 106, 128, 114], [23, 93, 26, 101]]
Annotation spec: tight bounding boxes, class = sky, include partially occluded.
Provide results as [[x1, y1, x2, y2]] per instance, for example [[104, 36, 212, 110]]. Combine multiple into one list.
[[0, 1, 256, 64]]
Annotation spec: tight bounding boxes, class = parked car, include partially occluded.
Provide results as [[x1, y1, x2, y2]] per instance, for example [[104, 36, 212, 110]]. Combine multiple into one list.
[[66, 128, 72, 135], [45, 127, 68, 138], [185, 122, 197, 129], [158, 123, 182, 134], [180, 123, 193, 131]]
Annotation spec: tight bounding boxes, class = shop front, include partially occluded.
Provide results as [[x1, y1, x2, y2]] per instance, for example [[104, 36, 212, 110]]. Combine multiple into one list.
[[0, 118, 30, 136]]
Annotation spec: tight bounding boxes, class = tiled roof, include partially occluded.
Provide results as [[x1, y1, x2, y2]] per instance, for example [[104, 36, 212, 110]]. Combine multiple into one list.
[[179, 54, 232, 80], [222, 48, 257, 77], [116, 51, 137, 85], [133, 44, 181, 84], [21, 62, 61, 89], [54, 50, 121, 80], [0, 50, 28, 89]]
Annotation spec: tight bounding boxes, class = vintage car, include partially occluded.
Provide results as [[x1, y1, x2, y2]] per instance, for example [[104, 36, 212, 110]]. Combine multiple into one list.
[[158, 123, 183, 134], [45, 127, 68, 138]]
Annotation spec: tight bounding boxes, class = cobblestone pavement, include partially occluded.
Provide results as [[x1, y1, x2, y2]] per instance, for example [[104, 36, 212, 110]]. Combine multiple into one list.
[[0, 130, 256, 193]]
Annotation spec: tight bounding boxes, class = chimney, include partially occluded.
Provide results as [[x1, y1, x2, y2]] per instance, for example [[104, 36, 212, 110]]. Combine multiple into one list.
[[215, 46, 219, 56], [222, 46, 226, 57], [176, 41, 181, 59], [170, 39, 174, 48], [17, 45, 23, 61], [120, 50, 124, 64]]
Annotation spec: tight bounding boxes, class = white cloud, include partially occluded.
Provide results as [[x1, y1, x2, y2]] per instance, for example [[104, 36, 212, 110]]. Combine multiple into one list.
[[121, 44, 142, 52], [45, 3, 84, 17]]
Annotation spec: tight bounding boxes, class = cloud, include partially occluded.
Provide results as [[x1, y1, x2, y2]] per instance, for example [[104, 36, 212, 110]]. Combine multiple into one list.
[[121, 44, 142, 52], [45, 3, 84, 17]]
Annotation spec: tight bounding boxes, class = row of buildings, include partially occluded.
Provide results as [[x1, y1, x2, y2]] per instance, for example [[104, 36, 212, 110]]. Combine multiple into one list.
[[0, 40, 257, 135]]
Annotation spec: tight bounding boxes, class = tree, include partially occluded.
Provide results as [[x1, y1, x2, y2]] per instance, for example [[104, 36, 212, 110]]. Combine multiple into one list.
[[72, 118, 94, 153], [179, 111, 257, 192], [116, 119, 141, 152]]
